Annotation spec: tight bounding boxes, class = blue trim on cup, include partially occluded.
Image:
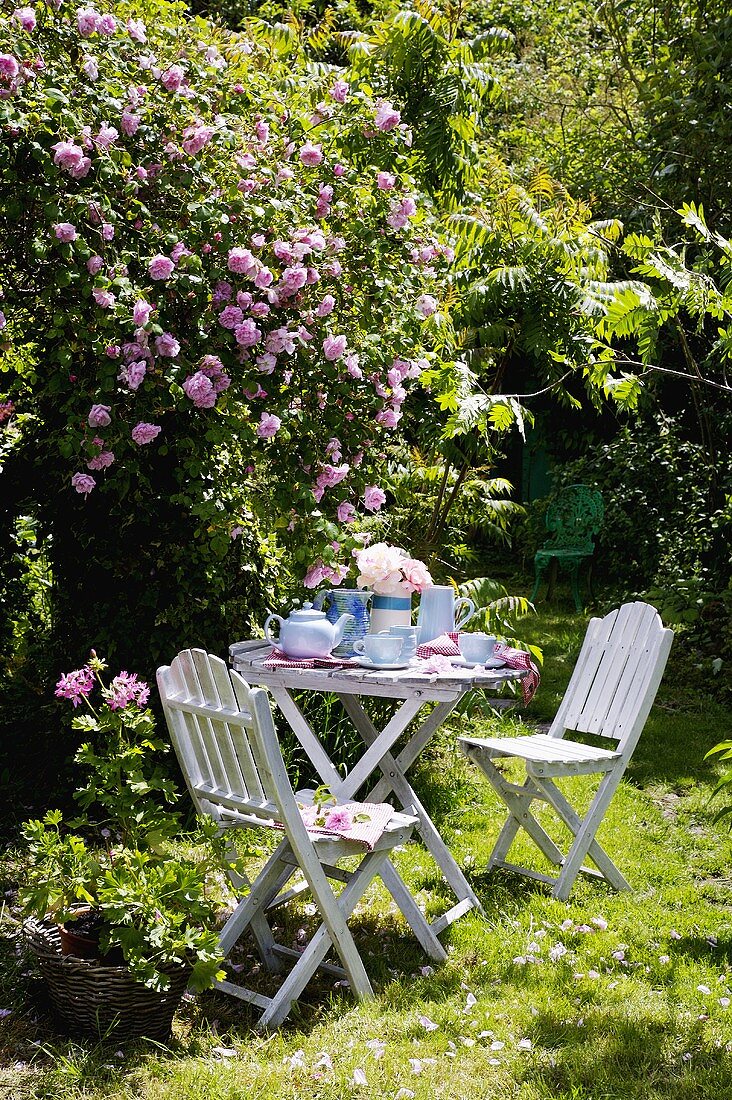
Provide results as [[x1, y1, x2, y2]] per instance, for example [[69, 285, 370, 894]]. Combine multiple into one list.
[[372, 595, 412, 611]]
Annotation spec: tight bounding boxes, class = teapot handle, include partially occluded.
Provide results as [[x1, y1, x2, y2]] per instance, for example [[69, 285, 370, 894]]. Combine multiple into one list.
[[263, 614, 284, 648], [455, 597, 476, 631]]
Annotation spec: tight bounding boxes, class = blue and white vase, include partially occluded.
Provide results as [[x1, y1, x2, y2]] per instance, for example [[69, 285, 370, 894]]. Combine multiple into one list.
[[314, 588, 372, 657], [370, 593, 412, 635]]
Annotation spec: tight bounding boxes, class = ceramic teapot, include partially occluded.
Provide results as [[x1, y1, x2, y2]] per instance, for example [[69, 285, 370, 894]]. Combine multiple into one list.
[[263, 603, 355, 660]]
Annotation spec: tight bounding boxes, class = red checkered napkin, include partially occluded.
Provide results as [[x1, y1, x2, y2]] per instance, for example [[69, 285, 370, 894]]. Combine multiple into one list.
[[493, 643, 541, 705], [416, 631, 461, 658], [261, 647, 355, 669]]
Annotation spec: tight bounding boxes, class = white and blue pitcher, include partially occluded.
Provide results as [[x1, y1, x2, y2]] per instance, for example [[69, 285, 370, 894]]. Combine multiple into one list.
[[416, 585, 475, 644]]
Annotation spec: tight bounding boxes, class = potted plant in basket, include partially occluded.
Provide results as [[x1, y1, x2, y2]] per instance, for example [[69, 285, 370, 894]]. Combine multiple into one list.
[[18, 654, 238, 1040]]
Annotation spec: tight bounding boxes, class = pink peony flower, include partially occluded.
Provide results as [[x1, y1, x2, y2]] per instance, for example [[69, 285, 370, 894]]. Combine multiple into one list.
[[131, 421, 161, 444], [375, 101, 401, 132], [71, 471, 96, 494], [416, 294, 438, 318], [323, 334, 347, 361], [54, 222, 77, 243], [88, 404, 111, 427], [400, 557, 433, 593], [257, 412, 281, 439], [13, 7, 37, 31], [148, 255, 174, 280], [337, 501, 356, 524], [364, 485, 386, 513], [132, 299, 152, 326], [92, 287, 115, 308], [377, 171, 396, 190], [154, 332, 180, 357], [183, 371, 216, 408], [299, 141, 323, 167]]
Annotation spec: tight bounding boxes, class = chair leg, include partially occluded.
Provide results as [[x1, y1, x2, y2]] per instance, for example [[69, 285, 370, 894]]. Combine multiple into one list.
[[530, 772, 631, 900], [257, 849, 391, 1030], [378, 859, 447, 962], [219, 839, 293, 958], [531, 556, 548, 604], [223, 838, 284, 973], [567, 559, 582, 612]]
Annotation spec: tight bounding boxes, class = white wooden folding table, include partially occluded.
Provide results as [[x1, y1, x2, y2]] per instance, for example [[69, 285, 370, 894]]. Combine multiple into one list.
[[229, 640, 524, 953]]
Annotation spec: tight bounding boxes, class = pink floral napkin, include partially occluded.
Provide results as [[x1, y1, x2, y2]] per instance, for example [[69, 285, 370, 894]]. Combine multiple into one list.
[[294, 801, 396, 850]]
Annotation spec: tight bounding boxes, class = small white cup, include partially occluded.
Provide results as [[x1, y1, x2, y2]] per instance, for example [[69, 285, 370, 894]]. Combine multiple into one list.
[[459, 632, 497, 665], [353, 634, 404, 664], [387, 625, 419, 661]]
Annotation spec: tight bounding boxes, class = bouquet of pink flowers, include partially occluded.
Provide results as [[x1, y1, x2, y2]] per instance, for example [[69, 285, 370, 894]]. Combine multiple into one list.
[[354, 542, 433, 596]]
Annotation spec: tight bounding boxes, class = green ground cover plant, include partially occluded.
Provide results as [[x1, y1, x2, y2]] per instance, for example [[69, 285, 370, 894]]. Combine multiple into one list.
[[2, 607, 732, 1099]]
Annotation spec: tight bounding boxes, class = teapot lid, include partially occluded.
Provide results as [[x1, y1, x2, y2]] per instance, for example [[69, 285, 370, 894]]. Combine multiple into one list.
[[287, 602, 326, 621]]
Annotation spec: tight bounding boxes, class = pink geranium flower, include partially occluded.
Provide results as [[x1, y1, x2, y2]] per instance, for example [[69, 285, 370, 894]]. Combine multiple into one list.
[[55, 666, 94, 706], [131, 421, 161, 444]]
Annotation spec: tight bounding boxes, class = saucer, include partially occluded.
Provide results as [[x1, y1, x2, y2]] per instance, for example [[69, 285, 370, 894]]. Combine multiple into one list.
[[353, 656, 413, 671], [451, 656, 507, 670]]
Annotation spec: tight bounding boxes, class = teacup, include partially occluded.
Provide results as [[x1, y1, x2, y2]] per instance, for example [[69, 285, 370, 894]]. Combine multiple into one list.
[[459, 632, 497, 665], [353, 633, 404, 665], [386, 625, 419, 661]]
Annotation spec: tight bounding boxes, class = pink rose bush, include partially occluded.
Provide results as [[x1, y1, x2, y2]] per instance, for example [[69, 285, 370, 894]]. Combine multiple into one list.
[[0, 0, 448, 585]]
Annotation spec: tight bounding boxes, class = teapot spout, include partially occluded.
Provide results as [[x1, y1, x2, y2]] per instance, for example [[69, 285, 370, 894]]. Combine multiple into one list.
[[334, 612, 355, 644]]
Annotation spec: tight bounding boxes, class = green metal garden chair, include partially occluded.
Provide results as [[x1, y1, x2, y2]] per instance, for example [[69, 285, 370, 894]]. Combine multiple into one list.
[[531, 485, 604, 611]]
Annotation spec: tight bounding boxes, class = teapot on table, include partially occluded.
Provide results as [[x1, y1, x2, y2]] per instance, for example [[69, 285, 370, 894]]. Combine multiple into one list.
[[263, 603, 355, 660]]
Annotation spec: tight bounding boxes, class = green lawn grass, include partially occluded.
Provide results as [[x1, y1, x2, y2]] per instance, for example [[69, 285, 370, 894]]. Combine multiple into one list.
[[2, 606, 732, 1100]]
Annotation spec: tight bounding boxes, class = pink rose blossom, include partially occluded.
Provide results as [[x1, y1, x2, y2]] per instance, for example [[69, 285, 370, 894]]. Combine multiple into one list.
[[416, 294, 439, 318], [131, 421, 161, 444], [400, 557, 433, 593], [227, 247, 256, 276], [337, 501, 357, 524], [54, 222, 77, 243], [132, 299, 152, 326], [148, 255, 174, 280], [88, 404, 111, 428], [92, 287, 115, 308], [254, 120, 269, 143], [0, 54, 19, 83], [155, 332, 180, 357], [98, 13, 116, 34], [76, 8, 101, 37], [257, 412, 281, 439], [82, 56, 99, 80], [375, 101, 401, 131], [121, 110, 140, 136], [251, 301, 270, 318], [254, 267, 273, 289], [218, 305, 243, 329], [376, 407, 400, 429], [101, 222, 114, 240], [316, 294, 335, 318], [364, 485, 386, 512], [330, 79, 349, 103], [234, 319, 262, 347], [183, 371, 216, 408], [126, 17, 146, 42], [95, 124, 118, 149], [105, 344, 120, 358], [324, 807, 352, 832], [160, 64, 185, 92], [124, 361, 146, 390], [0, 312, 6, 330], [13, 8, 37, 32], [51, 139, 84, 172], [323, 334, 347, 361], [87, 449, 115, 470], [299, 141, 323, 167], [71, 471, 96, 494], [377, 171, 396, 190], [182, 122, 215, 156]]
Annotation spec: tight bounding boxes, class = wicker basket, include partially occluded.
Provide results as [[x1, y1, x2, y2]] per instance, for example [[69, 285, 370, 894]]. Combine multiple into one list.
[[24, 918, 190, 1042]]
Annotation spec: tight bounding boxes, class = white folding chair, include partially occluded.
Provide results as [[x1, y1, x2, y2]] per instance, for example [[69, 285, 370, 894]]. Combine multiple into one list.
[[157, 649, 420, 1029], [459, 602, 673, 901]]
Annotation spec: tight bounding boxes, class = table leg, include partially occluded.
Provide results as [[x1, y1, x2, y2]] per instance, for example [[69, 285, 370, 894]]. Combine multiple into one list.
[[338, 695, 485, 922]]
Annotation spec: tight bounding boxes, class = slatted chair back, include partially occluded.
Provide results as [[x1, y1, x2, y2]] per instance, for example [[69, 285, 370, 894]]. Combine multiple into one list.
[[157, 648, 303, 835], [548, 601, 674, 754]]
